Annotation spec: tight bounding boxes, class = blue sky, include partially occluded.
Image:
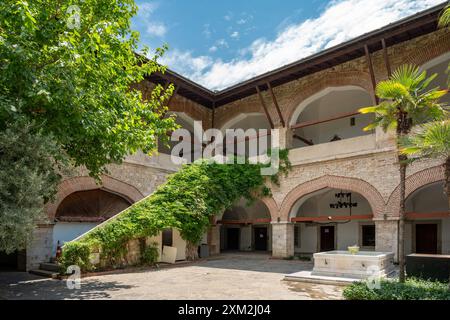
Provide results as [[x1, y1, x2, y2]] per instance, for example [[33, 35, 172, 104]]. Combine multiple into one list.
[[132, 0, 445, 90]]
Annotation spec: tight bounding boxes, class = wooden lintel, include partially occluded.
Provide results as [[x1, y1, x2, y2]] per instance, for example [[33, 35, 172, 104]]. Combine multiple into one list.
[[291, 214, 373, 223], [364, 44, 379, 104], [256, 86, 275, 129], [381, 38, 392, 77], [406, 212, 450, 220], [218, 218, 272, 225], [290, 111, 360, 130], [293, 134, 314, 146], [267, 82, 286, 127]]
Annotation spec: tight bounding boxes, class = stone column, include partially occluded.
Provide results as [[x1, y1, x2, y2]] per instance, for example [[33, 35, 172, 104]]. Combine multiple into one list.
[[275, 125, 292, 150], [375, 219, 399, 262], [271, 222, 294, 258], [26, 224, 54, 270], [207, 225, 221, 256]]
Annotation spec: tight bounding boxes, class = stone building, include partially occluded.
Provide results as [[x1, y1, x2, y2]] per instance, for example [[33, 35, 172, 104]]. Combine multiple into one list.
[[1, 4, 449, 271]]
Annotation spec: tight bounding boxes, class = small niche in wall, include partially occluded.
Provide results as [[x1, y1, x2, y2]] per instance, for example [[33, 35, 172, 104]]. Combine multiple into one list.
[[350, 117, 356, 126]]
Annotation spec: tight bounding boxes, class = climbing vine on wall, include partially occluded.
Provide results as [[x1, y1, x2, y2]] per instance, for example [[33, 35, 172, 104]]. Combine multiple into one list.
[[60, 150, 291, 272]]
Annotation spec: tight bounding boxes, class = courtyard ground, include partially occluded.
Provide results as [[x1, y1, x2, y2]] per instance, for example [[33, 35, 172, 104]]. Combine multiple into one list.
[[0, 253, 343, 300]]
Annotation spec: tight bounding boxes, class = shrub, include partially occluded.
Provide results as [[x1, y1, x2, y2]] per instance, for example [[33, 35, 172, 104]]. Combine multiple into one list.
[[141, 243, 159, 265], [343, 278, 450, 300], [59, 242, 93, 274]]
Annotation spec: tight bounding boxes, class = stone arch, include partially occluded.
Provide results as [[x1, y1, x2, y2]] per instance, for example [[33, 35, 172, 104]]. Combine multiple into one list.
[[279, 175, 385, 221], [168, 96, 211, 126], [45, 175, 144, 220], [403, 32, 450, 69], [288, 85, 372, 127], [285, 71, 373, 126], [216, 196, 278, 222], [260, 196, 279, 221], [386, 166, 445, 217], [219, 112, 268, 133]]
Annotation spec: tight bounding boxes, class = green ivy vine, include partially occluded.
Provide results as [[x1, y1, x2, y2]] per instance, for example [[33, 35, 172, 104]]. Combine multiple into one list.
[[60, 150, 291, 272]]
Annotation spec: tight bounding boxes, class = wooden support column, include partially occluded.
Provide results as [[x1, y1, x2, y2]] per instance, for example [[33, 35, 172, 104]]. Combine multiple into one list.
[[381, 38, 392, 77], [267, 82, 286, 127], [364, 44, 379, 104], [211, 101, 216, 129], [256, 86, 274, 129]]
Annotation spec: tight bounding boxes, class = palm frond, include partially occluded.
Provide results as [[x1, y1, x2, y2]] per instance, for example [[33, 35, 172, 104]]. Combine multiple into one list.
[[400, 120, 450, 159], [438, 5, 450, 28]]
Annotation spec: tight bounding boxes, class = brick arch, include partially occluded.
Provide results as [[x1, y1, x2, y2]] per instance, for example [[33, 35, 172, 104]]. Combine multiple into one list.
[[278, 175, 385, 221], [215, 103, 264, 131], [45, 175, 144, 220], [216, 196, 279, 222], [385, 166, 445, 217], [403, 32, 450, 68], [285, 71, 373, 126], [169, 96, 211, 127], [260, 196, 279, 221]]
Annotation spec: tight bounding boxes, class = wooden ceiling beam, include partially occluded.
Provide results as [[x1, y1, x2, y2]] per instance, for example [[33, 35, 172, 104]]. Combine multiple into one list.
[[256, 86, 275, 129], [267, 82, 286, 127]]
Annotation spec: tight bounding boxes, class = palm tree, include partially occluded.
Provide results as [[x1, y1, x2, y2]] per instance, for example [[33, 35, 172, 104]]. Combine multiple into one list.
[[439, 4, 450, 82], [438, 4, 450, 28], [400, 120, 450, 210], [360, 65, 447, 282]]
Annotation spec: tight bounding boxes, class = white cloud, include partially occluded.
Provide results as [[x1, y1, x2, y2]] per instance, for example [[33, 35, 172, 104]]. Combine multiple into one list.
[[147, 22, 167, 37], [230, 31, 240, 39], [216, 39, 229, 48], [203, 24, 212, 39], [164, 0, 443, 90], [209, 46, 218, 53], [138, 2, 159, 18]]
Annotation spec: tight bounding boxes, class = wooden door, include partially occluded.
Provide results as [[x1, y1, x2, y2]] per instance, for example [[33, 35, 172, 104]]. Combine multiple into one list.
[[416, 224, 438, 254], [227, 228, 240, 250], [320, 226, 335, 252], [254, 227, 268, 251]]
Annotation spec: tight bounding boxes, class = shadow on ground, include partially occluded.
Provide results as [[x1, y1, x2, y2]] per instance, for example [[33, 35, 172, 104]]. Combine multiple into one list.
[[0, 272, 135, 300]]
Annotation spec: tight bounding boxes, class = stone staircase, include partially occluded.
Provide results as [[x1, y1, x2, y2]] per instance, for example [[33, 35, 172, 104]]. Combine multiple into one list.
[[29, 262, 60, 279]]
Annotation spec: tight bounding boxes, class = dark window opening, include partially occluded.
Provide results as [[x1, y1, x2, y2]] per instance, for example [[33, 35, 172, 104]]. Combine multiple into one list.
[[162, 229, 173, 247], [362, 225, 376, 247], [294, 225, 300, 247]]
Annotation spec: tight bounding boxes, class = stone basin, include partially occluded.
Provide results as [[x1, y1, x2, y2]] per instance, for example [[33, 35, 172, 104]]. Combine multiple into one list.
[[312, 251, 395, 279]]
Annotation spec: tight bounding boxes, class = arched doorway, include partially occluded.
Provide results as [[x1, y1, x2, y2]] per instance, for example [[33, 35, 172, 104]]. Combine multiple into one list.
[[219, 199, 272, 252], [53, 189, 132, 254], [289, 187, 374, 256], [290, 86, 374, 149], [405, 181, 450, 255]]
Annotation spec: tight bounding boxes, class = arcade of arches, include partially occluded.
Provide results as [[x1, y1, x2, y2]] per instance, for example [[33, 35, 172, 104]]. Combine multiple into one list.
[[5, 29, 450, 271]]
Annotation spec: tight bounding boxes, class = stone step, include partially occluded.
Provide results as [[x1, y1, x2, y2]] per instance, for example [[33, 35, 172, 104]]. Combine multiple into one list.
[[39, 262, 60, 272], [29, 269, 59, 279]]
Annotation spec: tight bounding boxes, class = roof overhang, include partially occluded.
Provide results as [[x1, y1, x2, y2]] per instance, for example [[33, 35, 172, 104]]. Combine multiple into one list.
[[145, 2, 448, 109]]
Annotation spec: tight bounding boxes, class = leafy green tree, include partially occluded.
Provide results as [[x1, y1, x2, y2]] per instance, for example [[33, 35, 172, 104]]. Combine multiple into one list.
[[0, 120, 66, 253], [0, 1, 176, 252], [0, 0, 176, 177], [360, 65, 447, 282], [400, 120, 450, 210]]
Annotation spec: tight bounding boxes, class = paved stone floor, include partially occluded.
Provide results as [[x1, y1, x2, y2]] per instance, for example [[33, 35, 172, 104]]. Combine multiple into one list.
[[0, 253, 344, 300]]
